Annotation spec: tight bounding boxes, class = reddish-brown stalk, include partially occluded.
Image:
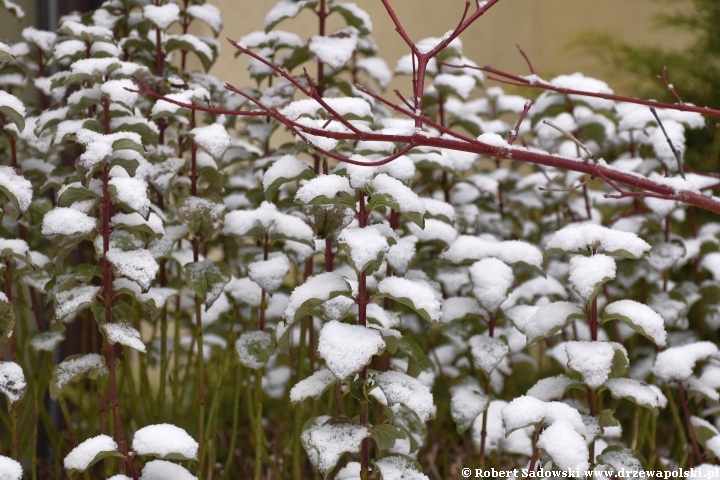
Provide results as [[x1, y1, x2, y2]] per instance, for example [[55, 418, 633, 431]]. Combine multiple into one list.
[[100, 96, 137, 480], [357, 191, 370, 480]]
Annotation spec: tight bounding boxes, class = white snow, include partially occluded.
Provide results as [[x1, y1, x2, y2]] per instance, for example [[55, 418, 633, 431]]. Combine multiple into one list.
[[469, 258, 513, 313], [469, 335, 509, 375], [527, 375, 576, 401], [603, 299, 667, 347], [407, 219, 458, 246], [370, 174, 425, 215], [0, 166, 32, 214], [112, 212, 164, 236], [224, 277, 263, 307], [450, 382, 489, 433], [385, 236, 418, 275], [653, 341, 719, 382], [545, 223, 651, 258], [235, 331, 274, 370], [301, 416, 369, 476], [375, 455, 429, 480], [100, 79, 138, 108], [0, 456, 22, 480], [568, 254, 616, 301], [280, 97, 371, 122], [296, 174, 354, 204], [191, 124, 230, 160], [0, 90, 25, 118], [376, 276, 442, 323], [356, 57, 392, 88], [108, 177, 150, 218], [55, 285, 101, 320], [106, 249, 158, 291], [132, 423, 198, 460], [375, 370, 434, 422], [140, 460, 197, 480], [537, 420, 590, 472], [283, 273, 351, 321], [248, 254, 290, 294], [262, 155, 311, 192], [143, 4, 180, 29], [309, 35, 357, 70], [290, 369, 337, 404], [0, 362, 26, 405], [524, 301, 583, 344], [604, 378, 660, 409], [102, 322, 146, 353], [53, 354, 105, 395], [441, 297, 485, 324], [264, 0, 313, 29], [441, 236, 543, 270], [318, 321, 385, 380], [338, 226, 390, 272], [186, 4, 222, 33], [565, 341, 615, 389], [63, 434, 117, 472], [30, 331, 64, 352]]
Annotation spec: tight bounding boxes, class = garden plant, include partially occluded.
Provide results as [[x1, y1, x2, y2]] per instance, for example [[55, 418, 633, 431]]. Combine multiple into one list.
[[1, 0, 720, 479]]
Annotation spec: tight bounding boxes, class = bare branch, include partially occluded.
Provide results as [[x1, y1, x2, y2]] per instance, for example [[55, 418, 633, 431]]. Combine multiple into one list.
[[516, 44, 536, 74], [542, 119, 596, 162], [657, 66, 683, 105], [650, 107, 686, 179], [508, 100, 534, 145]]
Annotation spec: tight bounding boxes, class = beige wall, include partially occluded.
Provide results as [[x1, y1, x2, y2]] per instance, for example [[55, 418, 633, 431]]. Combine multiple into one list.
[[207, 0, 690, 94], [0, 0, 689, 94]]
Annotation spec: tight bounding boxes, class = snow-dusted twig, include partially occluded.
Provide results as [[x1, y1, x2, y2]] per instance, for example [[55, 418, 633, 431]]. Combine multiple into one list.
[[657, 66, 683, 105], [650, 107, 686, 179], [542, 119, 596, 162], [508, 100, 534, 145]]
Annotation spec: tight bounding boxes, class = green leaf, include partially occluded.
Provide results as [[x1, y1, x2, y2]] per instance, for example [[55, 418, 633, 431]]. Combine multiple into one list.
[[108, 156, 140, 177], [0, 49, 15, 62], [601, 300, 666, 347], [450, 386, 488, 434], [265, 0, 318, 31], [329, 3, 372, 35], [596, 446, 646, 473], [0, 297, 15, 344], [398, 338, 434, 378], [599, 408, 619, 428], [280, 46, 311, 72], [65, 444, 124, 477], [0, 103, 25, 133], [368, 173, 425, 228], [235, 330, 275, 370], [178, 196, 225, 241], [50, 353, 106, 400], [0, 360, 25, 406], [374, 455, 426, 479], [370, 424, 404, 451], [57, 184, 98, 208], [608, 345, 629, 379], [374, 277, 441, 324], [166, 37, 213, 72], [112, 138, 144, 155], [184, 260, 230, 308], [305, 205, 353, 239], [113, 120, 159, 145], [301, 415, 368, 477], [264, 162, 315, 202]]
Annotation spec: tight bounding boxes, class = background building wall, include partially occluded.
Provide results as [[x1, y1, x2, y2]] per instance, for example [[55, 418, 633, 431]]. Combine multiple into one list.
[[0, 0, 691, 93]]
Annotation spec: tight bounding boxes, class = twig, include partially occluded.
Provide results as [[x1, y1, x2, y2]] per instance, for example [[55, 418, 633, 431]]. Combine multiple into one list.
[[516, 44, 535, 74], [542, 119, 596, 162], [508, 100, 534, 145], [650, 107, 686, 179], [657, 66, 683, 105], [539, 178, 589, 192]]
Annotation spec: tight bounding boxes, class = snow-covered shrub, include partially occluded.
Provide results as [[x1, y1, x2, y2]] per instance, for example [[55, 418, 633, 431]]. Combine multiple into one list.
[[2, 0, 720, 479]]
